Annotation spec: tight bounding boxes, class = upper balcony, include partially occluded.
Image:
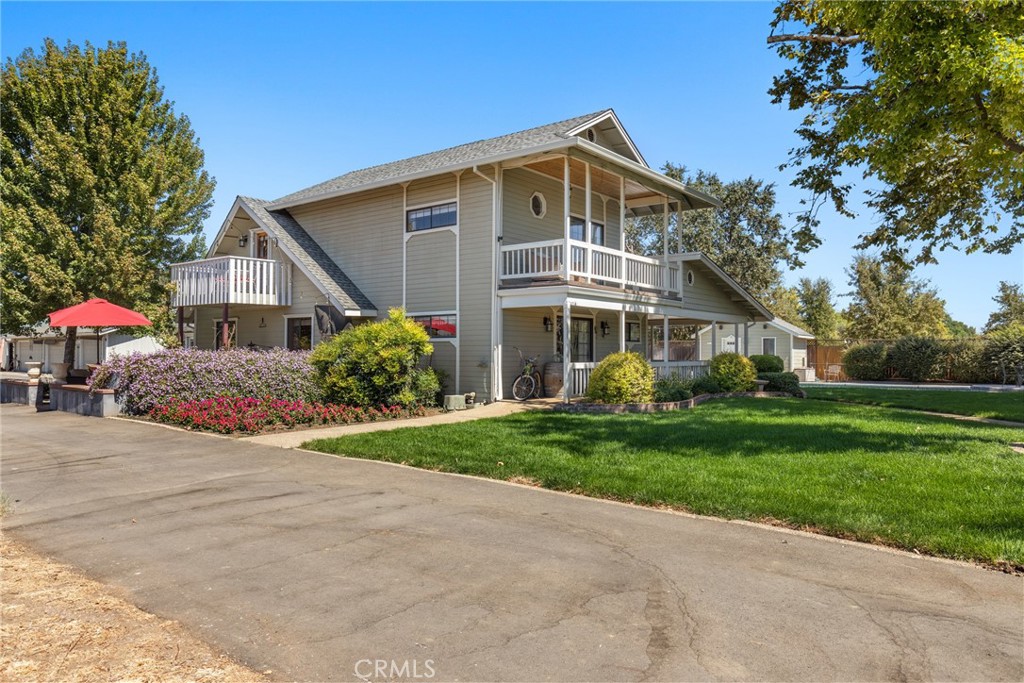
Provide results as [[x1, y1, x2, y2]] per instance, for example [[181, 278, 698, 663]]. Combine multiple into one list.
[[499, 238, 680, 298], [171, 256, 292, 307]]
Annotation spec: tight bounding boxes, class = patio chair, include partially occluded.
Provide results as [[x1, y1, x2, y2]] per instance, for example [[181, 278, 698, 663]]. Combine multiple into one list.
[[825, 364, 842, 381]]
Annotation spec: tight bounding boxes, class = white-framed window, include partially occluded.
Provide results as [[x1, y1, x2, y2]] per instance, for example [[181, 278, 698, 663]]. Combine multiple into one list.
[[530, 192, 547, 219], [410, 314, 457, 339], [569, 216, 604, 246], [284, 315, 313, 350], [762, 337, 777, 356], [213, 318, 238, 350], [556, 316, 594, 363], [407, 202, 457, 232], [721, 334, 737, 354], [686, 270, 695, 286], [251, 231, 272, 259]]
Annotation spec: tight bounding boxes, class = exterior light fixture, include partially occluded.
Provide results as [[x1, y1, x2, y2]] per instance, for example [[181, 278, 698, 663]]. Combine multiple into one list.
[[238, 235, 249, 248], [600, 321, 610, 337], [543, 316, 553, 332]]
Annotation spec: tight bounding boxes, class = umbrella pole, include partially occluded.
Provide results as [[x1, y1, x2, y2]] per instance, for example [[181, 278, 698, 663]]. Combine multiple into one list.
[[96, 327, 101, 365]]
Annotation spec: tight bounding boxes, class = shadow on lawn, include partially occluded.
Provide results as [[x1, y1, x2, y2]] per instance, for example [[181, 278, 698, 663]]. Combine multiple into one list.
[[502, 398, 1021, 461]]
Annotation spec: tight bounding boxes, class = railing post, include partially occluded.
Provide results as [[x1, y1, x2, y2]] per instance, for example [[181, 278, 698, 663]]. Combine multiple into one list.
[[563, 157, 571, 284], [562, 300, 571, 402]]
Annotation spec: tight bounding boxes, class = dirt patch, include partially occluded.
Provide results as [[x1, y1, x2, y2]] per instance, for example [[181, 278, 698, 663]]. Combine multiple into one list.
[[1, 536, 266, 682]]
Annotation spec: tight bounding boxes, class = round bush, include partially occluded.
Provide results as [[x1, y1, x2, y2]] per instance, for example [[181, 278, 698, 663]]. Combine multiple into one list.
[[749, 354, 784, 373], [843, 343, 889, 381], [888, 336, 941, 382], [586, 352, 654, 404], [757, 371, 802, 395], [709, 352, 757, 392]]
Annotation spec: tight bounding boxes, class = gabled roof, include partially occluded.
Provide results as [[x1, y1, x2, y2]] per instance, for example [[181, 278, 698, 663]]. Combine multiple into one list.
[[224, 197, 376, 315], [670, 253, 775, 322], [271, 110, 613, 208], [697, 317, 814, 339]]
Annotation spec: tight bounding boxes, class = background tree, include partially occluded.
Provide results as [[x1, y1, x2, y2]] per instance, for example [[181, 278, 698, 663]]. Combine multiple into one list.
[[763, 285, 803, 325], [984, 281, 1024, 332], [843, 255, 949, 338], [625, 164, 800, 302], [796, 277, 840, 339], [768, 0, 1024, 266], [1, 39, 214, 365], [943, 314, 976, 339]]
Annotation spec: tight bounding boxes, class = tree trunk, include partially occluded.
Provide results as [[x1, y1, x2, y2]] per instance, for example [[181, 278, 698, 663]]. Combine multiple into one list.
[[63, 326, 77, 367]]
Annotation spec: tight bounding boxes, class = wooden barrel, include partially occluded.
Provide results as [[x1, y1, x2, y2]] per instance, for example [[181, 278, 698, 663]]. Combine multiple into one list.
[[543, 362, 564, 398]]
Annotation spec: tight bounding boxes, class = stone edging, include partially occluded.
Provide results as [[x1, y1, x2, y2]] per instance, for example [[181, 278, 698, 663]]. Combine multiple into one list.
[[553, 391, 799, 414]]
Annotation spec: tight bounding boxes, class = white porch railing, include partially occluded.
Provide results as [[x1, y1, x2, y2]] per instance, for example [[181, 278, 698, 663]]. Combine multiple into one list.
[[501, 238, 681, 296], [565, 360, 710, 397], [170, 256, 292, 307]]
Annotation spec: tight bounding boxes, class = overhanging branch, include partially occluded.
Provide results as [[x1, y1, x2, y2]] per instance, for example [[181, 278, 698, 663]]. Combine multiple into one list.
[[767, 33, 864, 46], [973, 93, 1024, 155]]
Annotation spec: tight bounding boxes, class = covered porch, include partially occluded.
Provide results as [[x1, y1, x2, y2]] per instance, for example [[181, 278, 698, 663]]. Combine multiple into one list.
[[497, 287, 768, 401]]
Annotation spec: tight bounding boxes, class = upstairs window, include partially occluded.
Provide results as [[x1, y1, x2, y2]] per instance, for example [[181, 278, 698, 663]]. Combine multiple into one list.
[[411, 314, 457, 339], [569, 216, 605, 246], [407, 202, 457, 232]]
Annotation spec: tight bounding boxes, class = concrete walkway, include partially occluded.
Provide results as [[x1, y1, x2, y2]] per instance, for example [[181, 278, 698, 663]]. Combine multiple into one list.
[[242, 399, 540, 448], [2, 405, 1022, 682]]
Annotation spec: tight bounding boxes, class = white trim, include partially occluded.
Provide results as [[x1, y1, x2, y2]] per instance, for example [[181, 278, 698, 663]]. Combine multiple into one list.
[[249, 228, 273, 260], [530, 191, 547, 219], [761, 336, 778, 357], [407, 311, 459, 342], [405, 197, 459, 212], [563, 110, 649, 167]]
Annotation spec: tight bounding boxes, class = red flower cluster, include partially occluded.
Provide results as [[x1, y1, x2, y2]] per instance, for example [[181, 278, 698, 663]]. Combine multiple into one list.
[[149, 396, 412, 434]]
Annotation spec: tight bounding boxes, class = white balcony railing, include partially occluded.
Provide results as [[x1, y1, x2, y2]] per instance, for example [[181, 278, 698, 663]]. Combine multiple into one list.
[[501, 239, 680, 295], [171, 256, 292, 307]]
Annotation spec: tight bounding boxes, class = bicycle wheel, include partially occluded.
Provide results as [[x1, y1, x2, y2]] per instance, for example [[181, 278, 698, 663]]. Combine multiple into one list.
[[511, 374, 536, 401], [531, 371, 544, 398]]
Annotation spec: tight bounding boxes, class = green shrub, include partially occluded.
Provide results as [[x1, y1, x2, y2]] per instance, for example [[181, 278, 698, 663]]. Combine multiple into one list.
[[709, 352, 757, 392], [411, 367, 444, 408], [843, 343, 889, 381], [586, 352, 654, 404], [758, 371, 801, 395], [984, 323, 1024, 385], [749, 354, 784, 373], [310, 308, 433, 408], [690, 376, 722, 396], [888, 336, 942, 382], [940, 339, 990, 384], [653, 375, 693, 403]]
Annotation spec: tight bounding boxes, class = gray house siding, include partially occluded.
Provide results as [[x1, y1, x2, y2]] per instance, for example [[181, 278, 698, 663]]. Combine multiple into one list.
[[457, 171, 495, 398]]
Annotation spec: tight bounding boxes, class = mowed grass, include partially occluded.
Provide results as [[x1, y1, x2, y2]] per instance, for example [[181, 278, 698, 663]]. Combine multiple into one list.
[[305, 399, 1024, 569], [804, 385, 1024, 422]]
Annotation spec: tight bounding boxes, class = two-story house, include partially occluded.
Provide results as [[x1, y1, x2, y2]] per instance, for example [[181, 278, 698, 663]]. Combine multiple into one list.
[[170, 110, 772, 402]]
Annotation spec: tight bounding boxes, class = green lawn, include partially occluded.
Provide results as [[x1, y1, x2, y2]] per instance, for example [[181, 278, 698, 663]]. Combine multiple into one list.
[[804, 385, 1024, 422], [304, 399, 1024, 569]]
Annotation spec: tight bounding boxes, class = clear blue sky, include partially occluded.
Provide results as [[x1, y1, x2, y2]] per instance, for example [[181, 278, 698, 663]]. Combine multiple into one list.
[[4, 1, 1021, 330]]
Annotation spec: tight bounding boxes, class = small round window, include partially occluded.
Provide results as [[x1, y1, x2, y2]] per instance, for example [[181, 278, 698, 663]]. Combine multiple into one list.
[[586, 128, 596, 142], [686, 270, 695, 286], [530, 192, 547, 219]]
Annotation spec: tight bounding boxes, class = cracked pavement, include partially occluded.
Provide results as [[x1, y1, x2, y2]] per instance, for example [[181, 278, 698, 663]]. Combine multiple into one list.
[[2, 405, 1021, 681]]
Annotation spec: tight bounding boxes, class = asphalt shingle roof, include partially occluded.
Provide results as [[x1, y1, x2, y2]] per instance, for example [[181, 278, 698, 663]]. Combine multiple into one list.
[[272, 110, 611, 206], [238, 197, 376, 312]]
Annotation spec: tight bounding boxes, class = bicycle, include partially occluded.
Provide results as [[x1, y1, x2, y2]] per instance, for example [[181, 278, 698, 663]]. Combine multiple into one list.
[[511, 347, 543, 401]]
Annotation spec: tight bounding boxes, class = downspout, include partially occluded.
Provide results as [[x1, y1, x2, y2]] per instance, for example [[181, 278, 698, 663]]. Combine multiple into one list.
[[473, 165, 500, 401]]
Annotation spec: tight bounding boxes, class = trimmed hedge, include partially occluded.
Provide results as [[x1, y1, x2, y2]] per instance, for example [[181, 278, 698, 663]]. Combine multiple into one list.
[[710, 352, 757, 392], [758, 371, 801, 395], [586, 351, 654, 404], [843, 343, 889, 381], [749, 354, 784, 373], [888, 336, 942, 382], [90, 347, 322, 415], [653, 375, 693, 402]]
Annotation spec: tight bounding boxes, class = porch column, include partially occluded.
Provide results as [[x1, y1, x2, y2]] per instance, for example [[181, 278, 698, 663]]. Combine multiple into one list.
[[563, 157, 571, 283], [711, 321, 718, 358], [619, 176, 626, 253], [661, 196, 669, 262], [744, 322, 752, 357], [584, 162, 592, 283], [221, 303, 230, 349], [177, 307, 185, 346], [734, 323, 740, 355], [618, 310, 626, 353], [562, 300, 572, 403], [662, 315, 670, 376], [676, 203, 683, 254]]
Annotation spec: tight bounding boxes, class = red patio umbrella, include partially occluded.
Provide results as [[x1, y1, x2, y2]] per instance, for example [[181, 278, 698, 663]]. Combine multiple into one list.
[[48, 299, 152, 367]]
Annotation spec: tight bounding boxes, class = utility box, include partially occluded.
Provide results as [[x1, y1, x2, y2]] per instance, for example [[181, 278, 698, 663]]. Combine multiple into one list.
[[443, 394, 466, 412]]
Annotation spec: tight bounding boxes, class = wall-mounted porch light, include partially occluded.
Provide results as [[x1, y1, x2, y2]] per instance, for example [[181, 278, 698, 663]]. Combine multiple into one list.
[[600, 321, 610, 337], [259, 317, 267, 328], [238, 235, 249, 248], [543, 316, 553, 333]]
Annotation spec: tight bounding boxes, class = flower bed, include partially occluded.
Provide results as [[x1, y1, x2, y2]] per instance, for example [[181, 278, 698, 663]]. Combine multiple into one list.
[[148, 396, 416, 434]]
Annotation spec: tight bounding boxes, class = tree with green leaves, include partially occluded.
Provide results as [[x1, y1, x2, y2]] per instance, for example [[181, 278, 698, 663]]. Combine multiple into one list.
[[796, 277, 840, 339], [768, 0, 1023, 266], [1, 39, 215, 365], [763, 284, 803, 325], [943, 314, 976, 339], [625, 164, 799, 301], [984, 281, 1024, 332], [843, 255, 950, 339]]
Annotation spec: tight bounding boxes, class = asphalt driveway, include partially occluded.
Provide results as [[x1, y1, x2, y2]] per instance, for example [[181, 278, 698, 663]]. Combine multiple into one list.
[[2, 405, 1021, 682]]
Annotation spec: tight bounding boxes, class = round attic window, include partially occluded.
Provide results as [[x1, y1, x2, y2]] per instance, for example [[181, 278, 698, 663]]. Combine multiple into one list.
[[586, 128, 596, 142], [686, 270, 695, 286], [530, 192, 547, 219]]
